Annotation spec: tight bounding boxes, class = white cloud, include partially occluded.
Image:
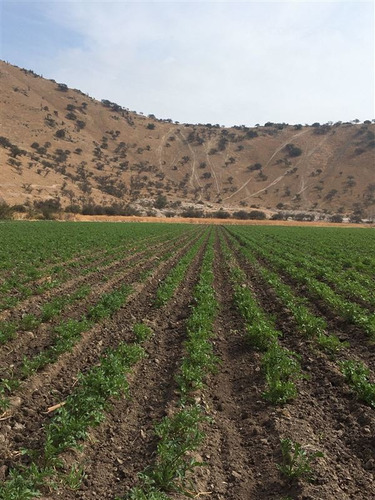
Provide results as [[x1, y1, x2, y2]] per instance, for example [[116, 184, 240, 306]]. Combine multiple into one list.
[[21, 1, 375, 125]]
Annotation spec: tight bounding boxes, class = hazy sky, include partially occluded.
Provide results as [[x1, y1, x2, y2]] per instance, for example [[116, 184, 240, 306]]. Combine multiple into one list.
[[1, 0, 374, 126]]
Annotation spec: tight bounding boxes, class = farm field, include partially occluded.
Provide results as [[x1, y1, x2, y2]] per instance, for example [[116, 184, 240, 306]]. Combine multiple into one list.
[[0, 221, 374, 500]]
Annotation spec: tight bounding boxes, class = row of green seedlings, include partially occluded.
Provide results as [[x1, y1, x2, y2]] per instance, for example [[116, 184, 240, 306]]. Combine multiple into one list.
[[0, 221, 180, 284], [231, 225, 375, 277], [0, 222, 181, 300], [255, 227, 375, 279], [71, 228, 193, 283], [0, 322, 154, 500], [257, 232, 375, 309], [0, 239, 156, 347], [126, 235, 218, 499], [220, 234, 303, 405], [0, 284, 132, 413], [1, 223, 194, 312], [0, 284, 91, 345], [224, 230, 347, 355], [225, 230, 375, 409], [220, 235, 325, 483], [243, 227, 375, 291], [1, 227, 190, 347], [0, 241, 121, 309], [0, 233, 203, 412], [227, 228, 375, 339], [0, 227, 186, 312], [154, 230, 209, 307]]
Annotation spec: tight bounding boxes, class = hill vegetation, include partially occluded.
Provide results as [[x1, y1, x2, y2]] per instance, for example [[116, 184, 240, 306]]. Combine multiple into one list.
[[0, 60, 374, 221]]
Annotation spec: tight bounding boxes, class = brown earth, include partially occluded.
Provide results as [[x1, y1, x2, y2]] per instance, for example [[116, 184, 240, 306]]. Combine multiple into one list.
[[1, 60, 374, 219], [20, 212, 374, 228]]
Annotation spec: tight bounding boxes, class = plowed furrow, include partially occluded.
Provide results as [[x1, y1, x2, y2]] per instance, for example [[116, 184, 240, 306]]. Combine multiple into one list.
[[0, 234, 191, 373], [0, 230, 206, 474], [230, 241, 375, 498], [49, 235, 209, 499], [196, 233, 291, 500]]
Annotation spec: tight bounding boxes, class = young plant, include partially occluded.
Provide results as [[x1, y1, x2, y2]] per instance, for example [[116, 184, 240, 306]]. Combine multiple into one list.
[[133, 323, 153, 343], [19, 314, 40, 331], [44, 343, 144, 459], [277, 438, 323, 481], [0, 320, 17, 344], [143, 405, 207, 493], [340, 360, 375, 408], [63, 464, 86, 490], [316, 332, 349, 356], [154, 234, 205, 307], [88, 284, 132, 321], [262, 344, 302, 405]]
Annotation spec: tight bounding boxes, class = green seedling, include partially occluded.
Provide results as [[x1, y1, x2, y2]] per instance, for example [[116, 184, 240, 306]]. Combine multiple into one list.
[[340, 360, 375, 407], [133, 323, 153, 343], [0, 463, 56, 500], [317, 333, 349, 355], [63, 464, 86, 490], [88, 285, 132, 321], [45, 342, 144, 458], [262, 344, 302, 405], [154, 235, 204, 307], [145, 405, 207, 492], [19, 314, 40, 331], [277, 438, 323, 481], [0, 320, 17, 344], [126, 487, 170, 499]]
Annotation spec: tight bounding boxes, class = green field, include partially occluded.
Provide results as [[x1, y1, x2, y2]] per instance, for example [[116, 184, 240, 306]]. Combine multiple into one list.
[[0, 221, 374, 500]]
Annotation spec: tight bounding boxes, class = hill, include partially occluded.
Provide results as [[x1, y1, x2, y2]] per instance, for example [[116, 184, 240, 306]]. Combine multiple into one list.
[[0, 60, 374, 220]]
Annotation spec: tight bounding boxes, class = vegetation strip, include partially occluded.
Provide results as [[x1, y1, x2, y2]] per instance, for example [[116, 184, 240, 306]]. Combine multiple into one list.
[[126, 232, 218, 498], [154, 232, 208, 307], [0, 284, 91, 345], [0, 226, 208, 498], [0, 226, 191, 319], [0, 231, 198, 411], [0, 344, 145, 498], [0, 222, 197, 310], [224, 228, 375, 408], [227, 227, 375, 337], [0, 284, 133, 411], [220, 233, 303, 405], [224, 229, 348, 354]]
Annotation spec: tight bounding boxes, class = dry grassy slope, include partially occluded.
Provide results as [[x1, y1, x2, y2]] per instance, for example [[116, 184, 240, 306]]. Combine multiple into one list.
[[0, 60, 374, 216]]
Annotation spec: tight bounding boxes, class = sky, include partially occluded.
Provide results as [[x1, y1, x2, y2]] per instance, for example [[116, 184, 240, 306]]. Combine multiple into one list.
[[0, 0, 374, 127]]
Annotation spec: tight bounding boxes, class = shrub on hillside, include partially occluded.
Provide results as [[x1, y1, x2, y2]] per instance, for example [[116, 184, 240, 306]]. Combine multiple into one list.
[[0, 203, 14, 220], [212, 209, 230, 219], [285, 144, 302, 157], [233, 210, 249, 220], [181, 207, 204, 218], [330, 214, 343, 223], [56, 83, 68, 92], [248, 210, 267, 220]]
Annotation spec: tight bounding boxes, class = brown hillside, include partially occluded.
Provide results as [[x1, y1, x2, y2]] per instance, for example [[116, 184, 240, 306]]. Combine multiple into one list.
[[0, 61, 374, 218]]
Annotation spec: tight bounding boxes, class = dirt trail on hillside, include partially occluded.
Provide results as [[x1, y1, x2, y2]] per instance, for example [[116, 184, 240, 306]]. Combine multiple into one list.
[[224, 129, 310, 202]]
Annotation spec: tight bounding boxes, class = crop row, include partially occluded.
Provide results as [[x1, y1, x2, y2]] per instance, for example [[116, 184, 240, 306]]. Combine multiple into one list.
[[223, 228, 375, 408], [0, 226, 210, 499], [227, 227, 375, 337], [0, 230, 203, 413], [127, 231, 218, 498], [0, 222, 196, 310]]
